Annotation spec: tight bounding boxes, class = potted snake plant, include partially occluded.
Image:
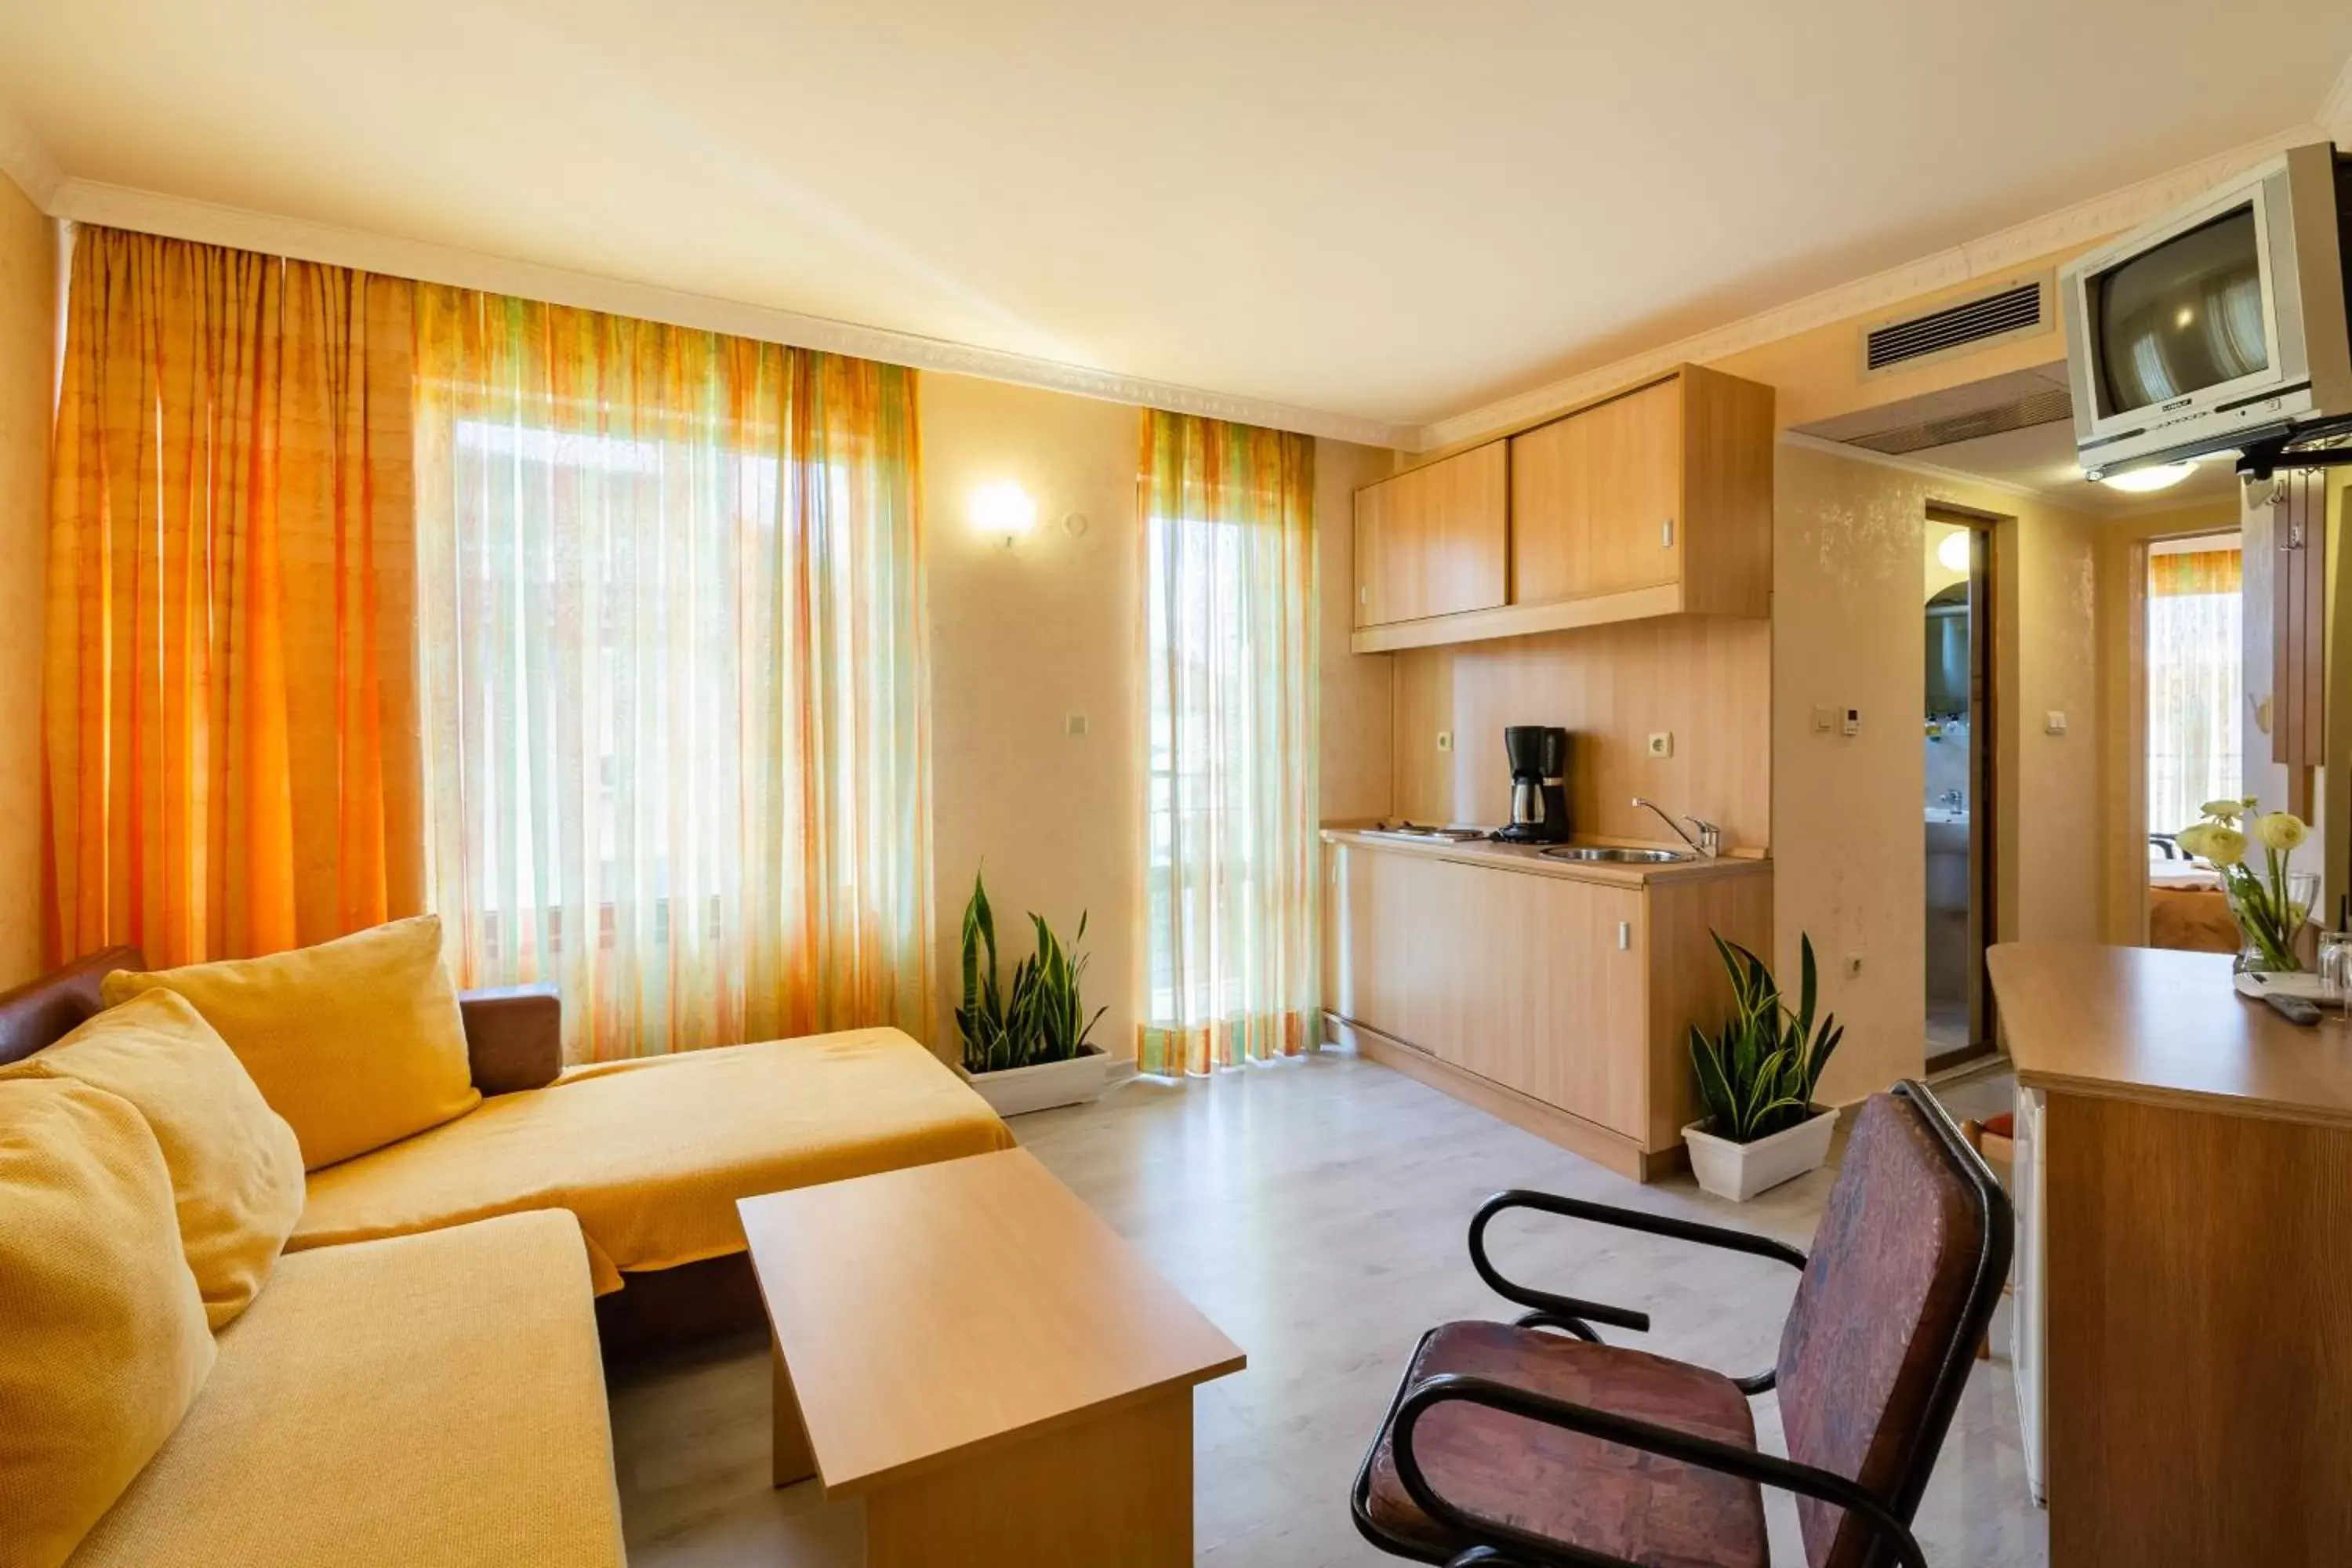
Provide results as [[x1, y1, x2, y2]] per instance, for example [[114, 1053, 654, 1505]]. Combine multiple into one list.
[[1682, 932, 1843, 1200], [953, 869, 1111, 1116]]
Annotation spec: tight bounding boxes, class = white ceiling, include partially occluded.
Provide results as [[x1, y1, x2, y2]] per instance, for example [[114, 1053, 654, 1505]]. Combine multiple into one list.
[[3, 2, 2351, 434]]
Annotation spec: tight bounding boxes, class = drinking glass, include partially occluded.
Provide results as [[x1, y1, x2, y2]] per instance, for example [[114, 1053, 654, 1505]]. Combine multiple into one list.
[[2319, 931, 2352, 1008]]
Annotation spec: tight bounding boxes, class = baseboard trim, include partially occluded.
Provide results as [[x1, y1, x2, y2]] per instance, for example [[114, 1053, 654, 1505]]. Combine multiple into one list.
[[1323, 1012, 1681, 1183]]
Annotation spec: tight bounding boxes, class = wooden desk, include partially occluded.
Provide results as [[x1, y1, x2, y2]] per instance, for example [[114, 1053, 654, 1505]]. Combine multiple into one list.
[[736, 1149, 1245, 1568], [1987, 942, 2352, 1565]]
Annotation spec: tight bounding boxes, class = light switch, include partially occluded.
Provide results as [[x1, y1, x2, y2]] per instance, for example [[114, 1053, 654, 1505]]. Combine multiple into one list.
[[1436, 731, 1453, 753], [1065, 713, 1089, 738], [1647, 731, 1674, 759], [2045, 710, 2068, 735], [1812, 706, 1835, 733]]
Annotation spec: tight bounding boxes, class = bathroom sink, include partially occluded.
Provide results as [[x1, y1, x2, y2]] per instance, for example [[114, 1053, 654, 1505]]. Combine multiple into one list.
[[1541, 845, 1694, 865]]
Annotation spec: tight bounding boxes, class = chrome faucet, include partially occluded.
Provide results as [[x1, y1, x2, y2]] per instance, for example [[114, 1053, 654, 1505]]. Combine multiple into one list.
[[1632, 797, 1722, 858]]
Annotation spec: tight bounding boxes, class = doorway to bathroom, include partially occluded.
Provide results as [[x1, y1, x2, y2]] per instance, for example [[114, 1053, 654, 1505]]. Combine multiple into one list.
[[1925, 510, 1995, 1067]]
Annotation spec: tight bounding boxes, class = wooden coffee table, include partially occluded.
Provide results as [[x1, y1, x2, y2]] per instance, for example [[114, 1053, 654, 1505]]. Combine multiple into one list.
[[737, 1148, 1245, 1567]]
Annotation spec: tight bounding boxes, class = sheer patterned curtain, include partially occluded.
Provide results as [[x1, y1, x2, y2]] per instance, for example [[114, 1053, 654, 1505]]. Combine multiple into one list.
[[412, 288, 930, 1061], [1138, 411, 1316, 1076], [45, 227, 421, 969], [2147, 545, 2242, 838]]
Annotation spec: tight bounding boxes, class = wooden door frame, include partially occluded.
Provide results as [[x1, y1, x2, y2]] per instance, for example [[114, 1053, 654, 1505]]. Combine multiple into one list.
[[1927, 506, 1999, 1072]]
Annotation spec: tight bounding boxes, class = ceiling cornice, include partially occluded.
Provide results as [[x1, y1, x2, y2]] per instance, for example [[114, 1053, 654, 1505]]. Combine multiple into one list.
[[1777, 430, 2046, 506], [1419, 122, 2333, 451], [2322, 49, 2352, 143], [43, 177, 1415, 451], [0, 93, 62, 209]]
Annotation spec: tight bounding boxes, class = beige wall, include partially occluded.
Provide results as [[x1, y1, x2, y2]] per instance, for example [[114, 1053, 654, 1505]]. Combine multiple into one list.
[[0, 177, 54, 988], [1318, 444, 1395, 823], [1773, 442, 2104, 1102], [922, 370, 1391, 1065]]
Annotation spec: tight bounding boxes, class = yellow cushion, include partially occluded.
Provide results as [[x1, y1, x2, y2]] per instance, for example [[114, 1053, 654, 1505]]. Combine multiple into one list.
[[293, 1027, 1014, 1293], [0, 1078, 216, 1568], [101, 916, 480, 1171], [7, 990, 305, 1330], [66, 1210, 622, 1568]]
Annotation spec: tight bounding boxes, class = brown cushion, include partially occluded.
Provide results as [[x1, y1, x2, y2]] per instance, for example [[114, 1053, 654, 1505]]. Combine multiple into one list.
[[1363, 1319, 1766, 1568], [456, 985, 564, 1094], [1776, 1093, 1985, 1568]]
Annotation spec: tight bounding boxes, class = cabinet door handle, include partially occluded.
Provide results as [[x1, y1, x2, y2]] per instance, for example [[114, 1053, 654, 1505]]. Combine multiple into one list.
[[1617, 921, 1632, 951], [1661, 518, 1675, 549], [1359, 586, 1370, 604]]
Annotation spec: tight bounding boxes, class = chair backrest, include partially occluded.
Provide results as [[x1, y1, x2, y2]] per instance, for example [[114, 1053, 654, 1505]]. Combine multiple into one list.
[[0, 946, 146, 1066], [1774, 1082, 2011, 1568]]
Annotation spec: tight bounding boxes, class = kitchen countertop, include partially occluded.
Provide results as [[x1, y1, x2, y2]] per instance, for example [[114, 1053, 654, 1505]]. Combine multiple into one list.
[[1987, 941, 2352, 1131], [1319, 825, 1771, 888]]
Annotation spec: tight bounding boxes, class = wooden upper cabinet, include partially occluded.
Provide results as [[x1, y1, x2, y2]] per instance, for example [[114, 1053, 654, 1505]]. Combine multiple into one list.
[[1512, 378, 1682, 602], [1353, 441, 1508, 628], [1508, 365, 1773, 618]]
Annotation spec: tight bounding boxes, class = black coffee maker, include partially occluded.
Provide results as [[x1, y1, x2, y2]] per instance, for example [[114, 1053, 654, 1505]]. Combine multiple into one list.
[[1494, 725, 1570, 844]]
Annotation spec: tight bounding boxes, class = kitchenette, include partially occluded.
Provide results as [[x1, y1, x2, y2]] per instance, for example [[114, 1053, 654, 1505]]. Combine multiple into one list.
[[1322, 363, 1777, 1181]]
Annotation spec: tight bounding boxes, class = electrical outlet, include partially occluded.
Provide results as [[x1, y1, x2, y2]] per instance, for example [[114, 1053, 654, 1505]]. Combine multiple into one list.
[[1647, 731, 1673, 759], [1436, 731, 1453, 753], [1842, 707, 1862, 736]]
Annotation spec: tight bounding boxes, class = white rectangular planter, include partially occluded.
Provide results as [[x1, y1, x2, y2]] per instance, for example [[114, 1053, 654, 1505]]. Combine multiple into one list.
[[1682, 1106, 1838, 1201], [957, 1047, 1111, 1118]]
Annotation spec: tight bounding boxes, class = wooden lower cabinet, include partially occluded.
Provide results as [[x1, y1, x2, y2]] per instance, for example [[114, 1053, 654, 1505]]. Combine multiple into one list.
[[1323, 840, 1771, 1180]]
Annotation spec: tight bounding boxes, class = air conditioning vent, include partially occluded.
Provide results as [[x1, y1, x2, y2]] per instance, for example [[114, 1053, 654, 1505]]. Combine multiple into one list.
[[1861, 277, 2053, 377]]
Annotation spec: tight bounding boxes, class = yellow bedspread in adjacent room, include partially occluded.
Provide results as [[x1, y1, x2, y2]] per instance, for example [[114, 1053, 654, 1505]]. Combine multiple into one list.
[[289, 1029, 1014, 1293]]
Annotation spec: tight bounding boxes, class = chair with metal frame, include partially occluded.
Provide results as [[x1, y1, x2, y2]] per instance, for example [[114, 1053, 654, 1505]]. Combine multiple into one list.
[[1350, 1080, 2009, 1568]]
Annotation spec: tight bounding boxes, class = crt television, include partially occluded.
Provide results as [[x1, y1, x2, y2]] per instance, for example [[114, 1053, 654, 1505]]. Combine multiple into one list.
[[2060, 142, 2352, 480]]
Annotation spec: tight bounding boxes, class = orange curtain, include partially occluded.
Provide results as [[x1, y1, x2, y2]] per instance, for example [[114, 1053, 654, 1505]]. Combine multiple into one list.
[[2148, 547, 2241, 597], [411, 287, 932, 1061], [44, 227, 422, 970], [1135, 411, 1318, 1076]]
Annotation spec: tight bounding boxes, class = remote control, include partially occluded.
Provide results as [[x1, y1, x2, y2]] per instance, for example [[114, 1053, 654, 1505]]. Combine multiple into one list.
[[2263, 993, 2322, 1027]]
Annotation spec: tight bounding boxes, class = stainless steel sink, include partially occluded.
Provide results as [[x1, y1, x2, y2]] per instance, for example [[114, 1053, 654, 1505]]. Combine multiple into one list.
[[1541, 845, 1694, 864]]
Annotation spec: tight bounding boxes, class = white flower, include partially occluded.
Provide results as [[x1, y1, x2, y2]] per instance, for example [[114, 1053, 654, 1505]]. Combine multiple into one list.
[[2255, 812, 2310, 852], [2201, 826, 2248, 868], [2176, 822, 2215, 858], [2201, 799, 2249, 822]]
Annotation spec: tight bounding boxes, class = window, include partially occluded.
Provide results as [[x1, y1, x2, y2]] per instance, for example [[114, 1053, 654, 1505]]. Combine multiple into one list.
[[2146, 537, 2243, 842], [414, 289, 929, 1061], [1137, 412, 1318, 1076]]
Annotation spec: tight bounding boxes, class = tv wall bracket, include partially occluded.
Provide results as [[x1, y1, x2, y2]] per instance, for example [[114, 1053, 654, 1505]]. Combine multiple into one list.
[[2236, 417, 2352, 482]]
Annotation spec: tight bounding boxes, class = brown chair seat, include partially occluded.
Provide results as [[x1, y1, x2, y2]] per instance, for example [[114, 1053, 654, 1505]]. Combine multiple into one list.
[[1362, 1319, 1768, 1568]]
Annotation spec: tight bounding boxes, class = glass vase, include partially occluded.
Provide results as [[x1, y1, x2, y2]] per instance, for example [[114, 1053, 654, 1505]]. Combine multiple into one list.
[[2227, 869, 2318, 975]]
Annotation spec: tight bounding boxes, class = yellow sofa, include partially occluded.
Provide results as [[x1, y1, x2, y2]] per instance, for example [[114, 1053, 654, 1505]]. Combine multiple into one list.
[[0, 942, 1016, 1568], [295, 1025, 1017, 1293], [67, 1210, 625, 1568]]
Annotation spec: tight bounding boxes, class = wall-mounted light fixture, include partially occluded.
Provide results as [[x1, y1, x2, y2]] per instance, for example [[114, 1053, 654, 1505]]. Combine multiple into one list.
[[970, 479, 1038, 546], [1936, 531, 1972, 573]]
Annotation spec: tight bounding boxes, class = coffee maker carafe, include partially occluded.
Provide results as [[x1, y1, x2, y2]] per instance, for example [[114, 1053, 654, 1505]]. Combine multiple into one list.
[[1494, 725, 1570, 844]]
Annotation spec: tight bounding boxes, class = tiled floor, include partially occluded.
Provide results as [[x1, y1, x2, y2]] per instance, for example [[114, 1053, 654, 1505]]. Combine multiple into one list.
[[610, 1051, 2045, 1566]]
